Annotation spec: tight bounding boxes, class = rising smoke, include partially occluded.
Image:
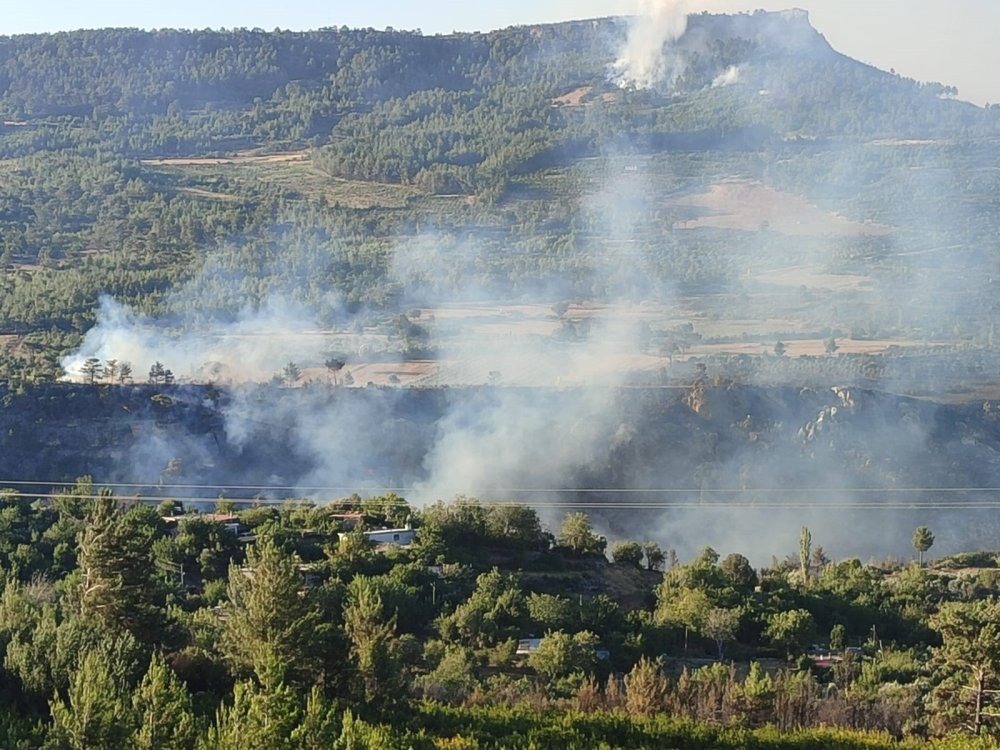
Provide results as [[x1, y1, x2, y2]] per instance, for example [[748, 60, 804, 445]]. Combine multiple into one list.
[[610, 0, 692, 90], [53, 8, 1000, 566], [62, 294, 327, 384], [711, 64, 740, 88]]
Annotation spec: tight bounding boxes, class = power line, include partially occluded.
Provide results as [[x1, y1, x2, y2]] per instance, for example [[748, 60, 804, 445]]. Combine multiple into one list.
[[10, 490, 1000, 511], [6, 479, 1000, 495]]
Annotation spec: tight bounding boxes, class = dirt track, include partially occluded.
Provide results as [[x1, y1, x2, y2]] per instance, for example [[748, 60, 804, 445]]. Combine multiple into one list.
[[140, 150, 310, 167]]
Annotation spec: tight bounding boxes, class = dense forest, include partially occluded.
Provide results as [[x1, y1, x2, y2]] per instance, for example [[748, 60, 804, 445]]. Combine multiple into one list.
[[0, 487, 997, 747]]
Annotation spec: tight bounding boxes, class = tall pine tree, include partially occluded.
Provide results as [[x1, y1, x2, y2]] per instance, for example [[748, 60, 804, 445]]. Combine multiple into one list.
[[77, 493, 166, 643], [132, 653, 196, 750], [221, 536, 326, 688]]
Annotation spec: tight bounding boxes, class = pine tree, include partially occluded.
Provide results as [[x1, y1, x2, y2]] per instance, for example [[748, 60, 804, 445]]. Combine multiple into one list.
[[624, 657, 668, 716], [203, 679, 301, 750], [290, 686, 339, 749], [49, 649, 132, 750], [80, 357, 103, 385], [913, 526, 935, 567], [929, 600, 1000, 737], [343, 575, 402, 704], [78, 494, 165, 642], [221, 536, 325, 688], [132, 653, 196, 750], [282, 361, 302, 385], [333, 710, 395, 750], [104, 359, 119, 384], [148, 361, 166, 384]]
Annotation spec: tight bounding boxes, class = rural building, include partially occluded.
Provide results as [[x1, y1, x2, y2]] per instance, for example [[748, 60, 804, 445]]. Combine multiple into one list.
[[162, 513, 243, 535], [362, 526, 416, 546], [516, 638, 542, 655], [516, 637, 610, 660]]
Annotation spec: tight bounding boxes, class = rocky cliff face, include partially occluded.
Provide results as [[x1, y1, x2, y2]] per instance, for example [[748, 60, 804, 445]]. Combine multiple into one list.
[[3, 381, 999, 498], [5, 381, 1000, 556], [681, 9, 835, 60]]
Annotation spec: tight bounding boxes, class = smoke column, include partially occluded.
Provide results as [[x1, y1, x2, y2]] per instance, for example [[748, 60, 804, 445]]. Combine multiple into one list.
[[610, 0, 691, 90]]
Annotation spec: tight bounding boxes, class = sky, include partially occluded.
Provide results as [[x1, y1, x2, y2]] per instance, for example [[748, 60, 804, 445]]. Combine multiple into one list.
[[3, 0, 997, 106]]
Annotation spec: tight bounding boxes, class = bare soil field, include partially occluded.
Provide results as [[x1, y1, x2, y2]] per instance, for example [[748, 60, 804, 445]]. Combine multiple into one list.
[[867, 138, 943, 147], [667, 179, 892, 237], [687, 338, 946, 358], [689, 317, 807, 339], [151, 303, 953, 388], [551, 86, 593, 106], [752, 266, 873, 291], [331, 353, 669, 387], [422, 302, 678, 321], [178, 187, 242, 202], [338, 361, 438, 387], [549, 86, 618, 107], [421, 304, 556, 320], [470, 320, 561, 337], [145, 155, 423, 209], [422, 302, 684, 341]]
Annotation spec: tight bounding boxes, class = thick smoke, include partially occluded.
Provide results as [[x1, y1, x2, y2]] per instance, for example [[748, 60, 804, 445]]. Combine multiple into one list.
[[408, 314, 649, 501], [57, 165, 991, 566], [610, 0, 691, 90], [53, 11, 1000, 566], [61, 295, 326, 384], [383, 182, 661, 512]]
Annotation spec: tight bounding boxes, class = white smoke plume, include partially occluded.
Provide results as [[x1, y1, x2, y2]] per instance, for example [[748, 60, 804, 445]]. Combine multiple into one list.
[[408, 312, 651, 505], [61, 295, 327, 384], [711, 64, 740, 88], [610, 0, 692, 90]]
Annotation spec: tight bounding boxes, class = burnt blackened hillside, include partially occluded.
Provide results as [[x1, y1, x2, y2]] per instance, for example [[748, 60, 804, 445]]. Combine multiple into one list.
[[4, 383, 1000, 553]]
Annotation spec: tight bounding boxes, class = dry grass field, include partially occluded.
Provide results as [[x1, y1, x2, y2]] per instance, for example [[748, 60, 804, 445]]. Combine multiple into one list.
[[666, 179, 892, 237], [142, 150, 424, 209], [752, 266, 873, 291], [140, 149, 311, 167]]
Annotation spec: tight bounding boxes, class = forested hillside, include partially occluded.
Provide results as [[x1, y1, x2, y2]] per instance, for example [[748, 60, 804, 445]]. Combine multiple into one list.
[[2, 12, 999, 384]]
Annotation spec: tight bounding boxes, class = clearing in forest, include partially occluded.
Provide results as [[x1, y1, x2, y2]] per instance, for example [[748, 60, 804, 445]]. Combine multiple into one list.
[[666, 178, 892, 237], [142, 150, 423, 208], [139, 149, 311, 167]]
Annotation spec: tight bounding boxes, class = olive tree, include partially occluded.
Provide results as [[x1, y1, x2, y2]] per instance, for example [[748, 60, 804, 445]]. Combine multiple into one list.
[[557, 512, 606, 555]]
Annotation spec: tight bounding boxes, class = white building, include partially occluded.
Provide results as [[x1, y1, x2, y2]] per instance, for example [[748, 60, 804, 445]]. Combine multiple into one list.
[[362, 527, 416, 546]]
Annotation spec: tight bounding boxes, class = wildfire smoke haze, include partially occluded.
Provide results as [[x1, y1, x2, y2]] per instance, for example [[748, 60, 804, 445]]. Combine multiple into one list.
[[30, 7, 1000, 563]]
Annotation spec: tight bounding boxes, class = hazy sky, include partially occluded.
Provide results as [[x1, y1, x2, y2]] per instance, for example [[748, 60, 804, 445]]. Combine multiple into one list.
[[3, 1, 996, 105]]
